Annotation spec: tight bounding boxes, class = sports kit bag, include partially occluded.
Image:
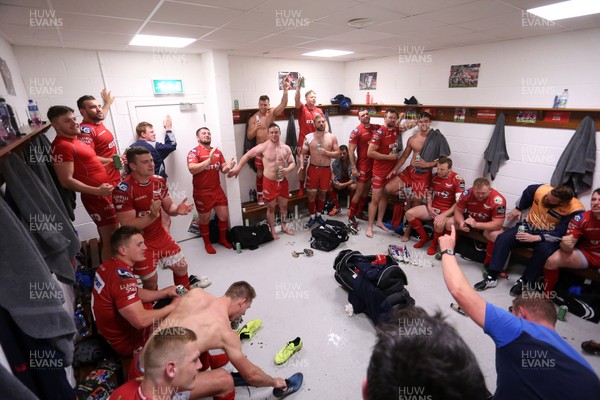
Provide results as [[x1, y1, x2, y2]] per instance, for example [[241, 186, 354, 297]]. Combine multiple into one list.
[[333, 249, 414, 310], [229, 224, 273, 250], [310, 219, 349, 252]]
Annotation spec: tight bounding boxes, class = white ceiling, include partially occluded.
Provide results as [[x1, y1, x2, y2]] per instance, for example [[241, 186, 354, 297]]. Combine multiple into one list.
[[1, 0, 598, 61]]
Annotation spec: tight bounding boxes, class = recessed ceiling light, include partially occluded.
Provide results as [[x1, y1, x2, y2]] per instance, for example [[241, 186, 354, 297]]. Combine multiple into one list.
[[302, 49, 354, 57], [347, 18, 374, 29], [527, 0, 600, 21], [130, 34, 196, 48]]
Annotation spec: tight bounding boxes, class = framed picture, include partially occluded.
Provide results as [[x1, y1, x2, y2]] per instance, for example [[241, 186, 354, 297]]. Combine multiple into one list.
[[278, 72, 300, 90], [359, 72, 377, 90], [449, 64, 480, 88]]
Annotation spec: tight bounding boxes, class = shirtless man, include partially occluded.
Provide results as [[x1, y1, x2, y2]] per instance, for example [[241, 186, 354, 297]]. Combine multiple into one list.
[[229, 123, 296, 239], [299, 114, 340, 228], [295, 77, 329, 195], [385, 112, 448, 241], [347, 108, 381, 228], [247, 83, 290, 205], [366, 109, 400, 238], [134, 282, 288, 400]]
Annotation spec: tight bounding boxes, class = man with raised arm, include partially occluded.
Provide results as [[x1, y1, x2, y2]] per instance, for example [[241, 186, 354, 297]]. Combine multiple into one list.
[[247, 83, 290, 205], [295, 76, 328, 196], [230, 123, 296, 239], [439, 226, 600, 399]]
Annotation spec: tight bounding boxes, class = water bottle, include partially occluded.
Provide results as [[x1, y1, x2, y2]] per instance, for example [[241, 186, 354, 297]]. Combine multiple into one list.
[[233, 99, 239, 110], [0, 101, 16, 138], [557, 89, 568, 108], [249, 189, 255, 202], [366, 92, 371, 104], [27, 99, 42, 125], [74, 304, 90, 339]]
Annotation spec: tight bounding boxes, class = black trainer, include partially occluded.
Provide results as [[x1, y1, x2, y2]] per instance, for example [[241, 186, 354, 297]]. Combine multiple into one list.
[[474, 276, 497, 291], [510, 278, 526, 297]]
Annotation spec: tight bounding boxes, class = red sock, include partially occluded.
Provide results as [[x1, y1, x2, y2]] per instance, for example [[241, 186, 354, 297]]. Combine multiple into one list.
[[256, 176, 263, 193], [218, 220, 232, 248], [391, 203, 404, 228], [484, 240, 495, 266], [328, 189, 339, 208], [199, 224, 216, 254], [214, 390, 235, 400], [308, 201, 316, 215], [316, 199, 325, 215], [348, 201, 358, 218], [210, 353, 230, 369], [173, 273, 190, 291], [544, 268, 559, 295], [357, 196, 368, 214], [409, 219, 429, 248], [428, 231, 442, 255]]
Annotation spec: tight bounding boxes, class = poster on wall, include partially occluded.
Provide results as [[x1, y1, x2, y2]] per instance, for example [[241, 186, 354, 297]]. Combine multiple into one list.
[[516, 110, 537, 124], [278, 72, 300, 90], [359, 72, 377, 90], [454, 108, 466, 122], [0, 58, 16, 96], [449, 63, 480, 88]]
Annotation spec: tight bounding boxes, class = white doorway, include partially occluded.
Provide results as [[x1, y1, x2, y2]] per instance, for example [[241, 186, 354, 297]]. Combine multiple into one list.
[[124, 98, 205, 242]]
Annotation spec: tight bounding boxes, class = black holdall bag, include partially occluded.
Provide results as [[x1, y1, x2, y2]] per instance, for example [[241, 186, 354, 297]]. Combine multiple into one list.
[[229, 224, 273, 250], [310, 219, 349, 252]]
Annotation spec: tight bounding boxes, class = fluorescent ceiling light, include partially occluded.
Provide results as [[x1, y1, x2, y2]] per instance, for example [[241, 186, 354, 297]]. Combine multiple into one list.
[[302, 49, 354, 57], [527, 0, 600, 21], [130, 34, 196, 48]]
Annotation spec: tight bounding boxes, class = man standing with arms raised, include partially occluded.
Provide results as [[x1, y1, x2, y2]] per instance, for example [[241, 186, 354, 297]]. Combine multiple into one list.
[[77, 89, 121, 186], [230, 123, 296, 239], [247, 83, 290, 205], [295, 76, 328, 195], [299, 114, 340, 228], [348, 108, 381, 228]]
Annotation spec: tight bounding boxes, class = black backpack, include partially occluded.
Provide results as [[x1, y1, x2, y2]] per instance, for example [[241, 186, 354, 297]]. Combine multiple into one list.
[[229, 224, 273, 250], [310, 219, 349, 252], [333, 249, 414, 309]]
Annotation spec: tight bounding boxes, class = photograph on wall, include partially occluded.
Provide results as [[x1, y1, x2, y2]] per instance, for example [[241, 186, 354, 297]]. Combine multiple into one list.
[[359, 72, 377, 90], [0, 57, 16, 96], [449, 63, 480, 88], [516, 110, 537, 124], [454, 108, 466, 122], [278, 71, 300, 90]]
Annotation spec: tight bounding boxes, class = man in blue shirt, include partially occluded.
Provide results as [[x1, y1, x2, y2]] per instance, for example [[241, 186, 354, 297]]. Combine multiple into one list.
[[439, 226, 600, 399], [130, 115, 177, 179]]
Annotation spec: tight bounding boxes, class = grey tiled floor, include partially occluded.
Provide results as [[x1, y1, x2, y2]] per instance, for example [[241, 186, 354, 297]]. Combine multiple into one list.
[[157, 214, 600, 399]]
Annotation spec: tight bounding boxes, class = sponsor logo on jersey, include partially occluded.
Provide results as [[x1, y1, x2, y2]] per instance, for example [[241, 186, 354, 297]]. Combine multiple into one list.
[[493, 196, 503, 204], [116, 182, 129, 192], [497, 206, 506, 215], [117, 269, 135, 280], [80, 126, 92, 134], [574, 214, 582, 222], [94, 274, 105, 292]]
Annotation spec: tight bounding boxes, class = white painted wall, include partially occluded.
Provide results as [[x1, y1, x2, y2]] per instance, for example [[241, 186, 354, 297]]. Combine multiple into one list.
[[0, 36, 29, 127], [342, 27, 600, 208]]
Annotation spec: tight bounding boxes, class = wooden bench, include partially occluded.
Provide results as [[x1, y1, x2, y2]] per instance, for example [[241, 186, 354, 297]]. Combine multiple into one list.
[[458, 229, 600, 283], [241, 189, 308, 226]]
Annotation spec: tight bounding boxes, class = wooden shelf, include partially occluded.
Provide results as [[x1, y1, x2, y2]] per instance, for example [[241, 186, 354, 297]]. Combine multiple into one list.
[[233, 104, 600, 131]]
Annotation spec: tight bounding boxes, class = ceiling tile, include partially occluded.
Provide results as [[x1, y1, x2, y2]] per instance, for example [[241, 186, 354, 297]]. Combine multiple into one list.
[[203, 28, 271, 43], [419, 0, 517, 24], [139, 22, 214, 38], [256, 0, 363, 21], [167, 0, 266, 11], [57, 13, 144, 34], [369, 0, 476, 16], [324, 29, 394, 43], [368, 16, 446, 35], [51, 0, 160, 19], [151, 2, 244, 27]]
